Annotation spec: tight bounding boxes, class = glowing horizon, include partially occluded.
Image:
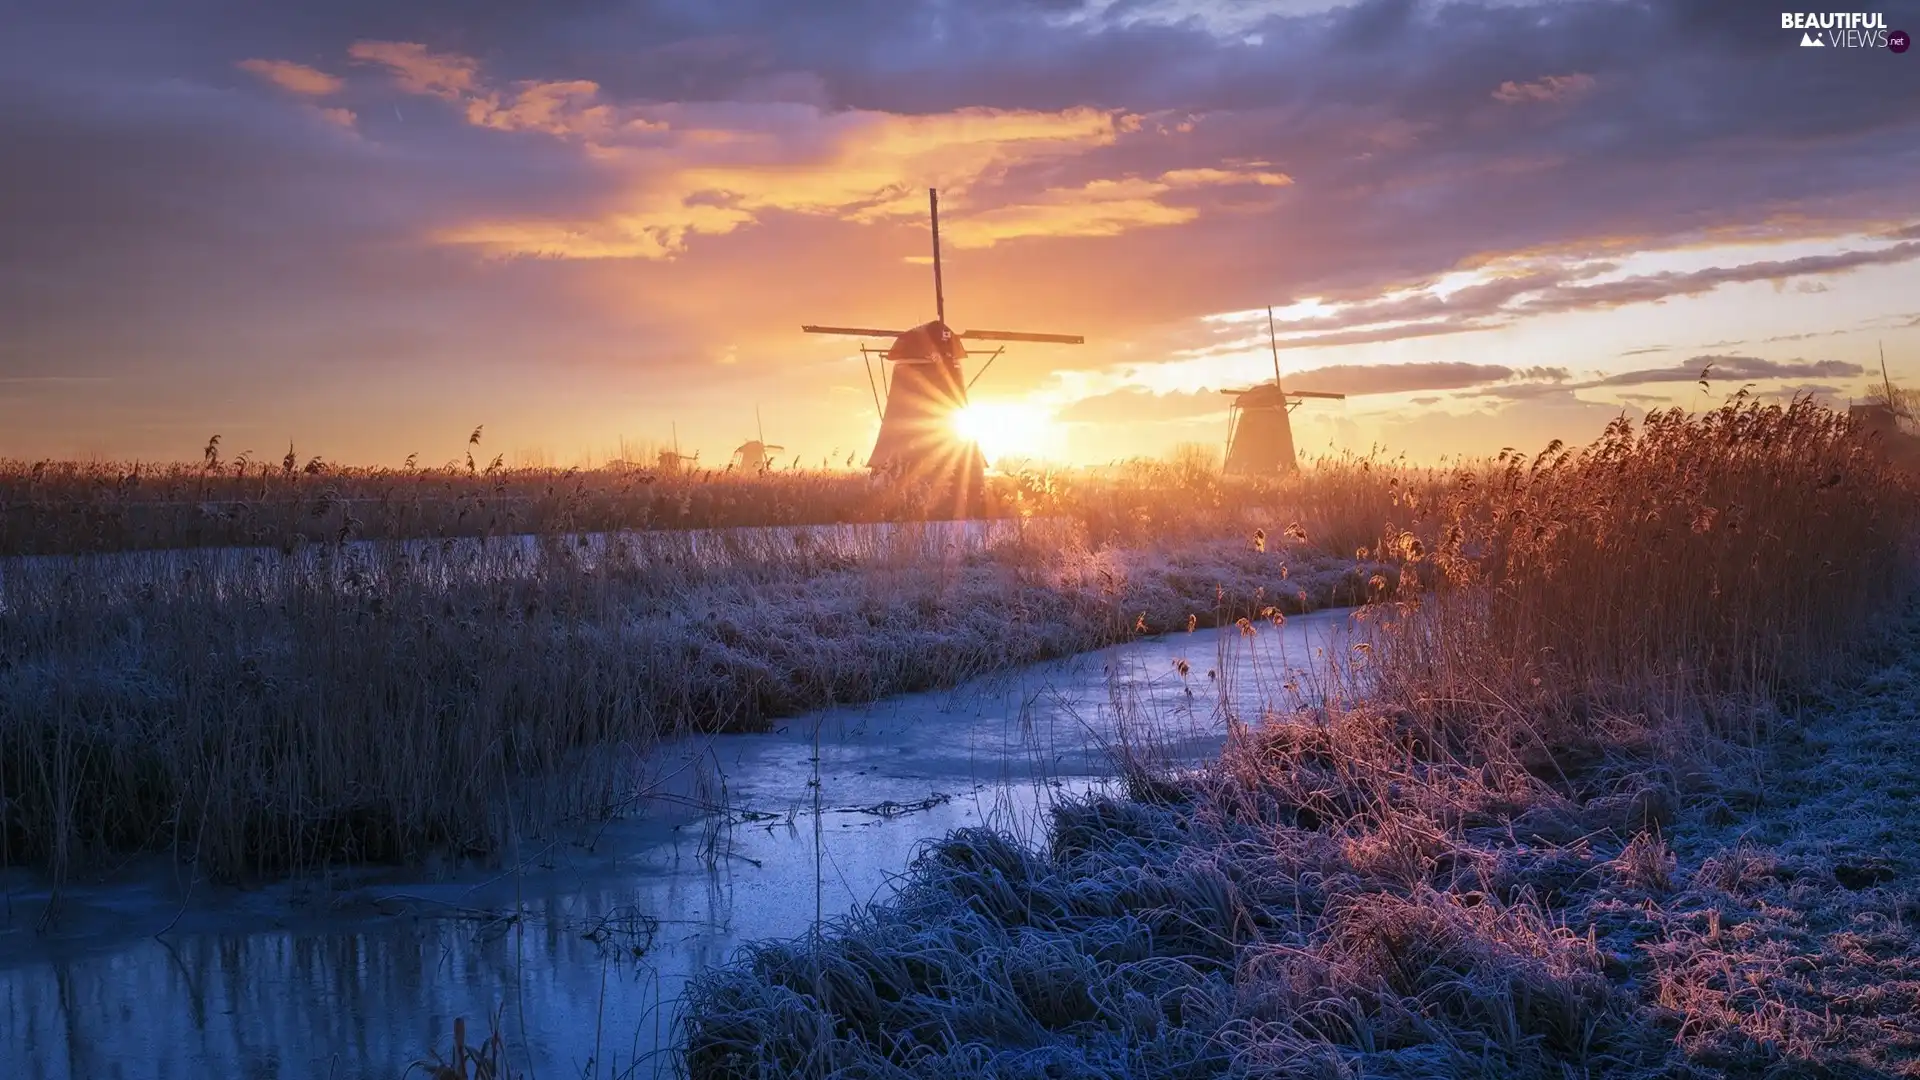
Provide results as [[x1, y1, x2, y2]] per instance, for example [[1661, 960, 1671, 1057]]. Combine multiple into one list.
[[2, 3, 1916, 469]]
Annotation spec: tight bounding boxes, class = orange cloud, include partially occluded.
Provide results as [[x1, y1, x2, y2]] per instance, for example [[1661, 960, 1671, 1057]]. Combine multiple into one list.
[[347, 41, 480, 99], [1158, 167, 1292, 188], [1493, 73, 1597, 105], [346, 44, 1284, 259], [467, 79, 609, 136], [437, 104, 1141, 258], [350, 40, 664, 142], [939, 167, 1292, 248], [237, 58, 343, 96]]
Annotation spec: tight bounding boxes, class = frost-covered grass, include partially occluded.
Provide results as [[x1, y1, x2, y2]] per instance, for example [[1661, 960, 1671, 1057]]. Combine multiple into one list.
[[680, 398, 1920, 1079], [1642, 608, 1920, 1076], [0, 516, 1385, 882], [0, 441, 1431, 557]]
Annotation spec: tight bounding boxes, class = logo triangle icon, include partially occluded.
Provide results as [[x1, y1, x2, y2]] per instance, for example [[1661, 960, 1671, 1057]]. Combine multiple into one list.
[[1800, 31, 1824, 45]]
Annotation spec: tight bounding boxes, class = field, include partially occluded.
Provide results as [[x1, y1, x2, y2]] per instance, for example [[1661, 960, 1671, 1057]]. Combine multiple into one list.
[[0, 437, 1407, 557], [5, 397, 1917, 1079], [678, 399, 1920, 1079], [0, 449, 1407, 882]]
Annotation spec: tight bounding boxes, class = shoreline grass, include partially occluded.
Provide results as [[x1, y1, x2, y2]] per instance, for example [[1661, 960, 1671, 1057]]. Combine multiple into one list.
[[678, 397, 1920, 1079], [0, 448, 1428, 559], [0, 515, 1387, 883]]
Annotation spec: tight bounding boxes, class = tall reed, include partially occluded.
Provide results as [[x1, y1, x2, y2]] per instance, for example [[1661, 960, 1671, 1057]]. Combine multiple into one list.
[[0, 517, 1377, 882], [1370, 396, 1916, 732], [678, 396, 1920, 1080], [0, 449, 1428, 558]]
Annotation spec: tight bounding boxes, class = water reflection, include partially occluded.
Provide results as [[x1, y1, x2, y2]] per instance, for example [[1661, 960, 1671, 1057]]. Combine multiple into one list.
[[2, 608, 1356, 1079]]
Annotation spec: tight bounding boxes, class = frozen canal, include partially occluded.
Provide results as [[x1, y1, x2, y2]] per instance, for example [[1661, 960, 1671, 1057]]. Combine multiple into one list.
[[0, 608, 1358, 1080]]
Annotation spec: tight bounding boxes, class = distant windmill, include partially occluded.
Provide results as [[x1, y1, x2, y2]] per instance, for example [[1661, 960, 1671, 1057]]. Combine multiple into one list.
[[1222, 307, 1345, 476], [732, 406, 786, 474], [657, 421, 699, 474], [802, 188, 1083, 514]]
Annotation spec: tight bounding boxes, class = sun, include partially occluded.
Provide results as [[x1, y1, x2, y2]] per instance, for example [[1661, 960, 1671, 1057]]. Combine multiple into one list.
[[951, 401, 1058, 466]]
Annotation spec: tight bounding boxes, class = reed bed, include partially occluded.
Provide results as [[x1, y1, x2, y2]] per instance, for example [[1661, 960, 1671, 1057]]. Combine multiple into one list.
[[0, 512, 1388, 882], [0, 443, 1438, 558], [680, 396, 1920, 1079]]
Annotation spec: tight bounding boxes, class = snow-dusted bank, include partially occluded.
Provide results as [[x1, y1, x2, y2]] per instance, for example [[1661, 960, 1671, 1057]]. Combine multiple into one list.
[[681, 598, 1920, 1080], [676, 400, 1920, 1080], [0, 607, 1360, 1080], [0, 518, 1023, 604], [0, 515, 1392, 881]]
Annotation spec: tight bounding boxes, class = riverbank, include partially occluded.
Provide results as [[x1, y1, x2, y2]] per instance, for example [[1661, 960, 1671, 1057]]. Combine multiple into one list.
[[680, 399, 1920, 1079], [683, 595, 1920, 1079], [1, 518, 1386, 882], [1, 610, 1355, 1080]]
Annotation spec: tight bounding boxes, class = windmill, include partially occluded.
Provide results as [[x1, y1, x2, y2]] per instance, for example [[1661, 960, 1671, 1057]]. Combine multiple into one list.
[[802, 188, 1083, 514], [1222, 306, 1345, 476], [656, 422, 699, 474], [732, 405, 785, 474]]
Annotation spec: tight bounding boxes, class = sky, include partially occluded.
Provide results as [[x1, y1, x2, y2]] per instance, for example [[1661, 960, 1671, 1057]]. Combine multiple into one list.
[[2, 0, 1918, 469]]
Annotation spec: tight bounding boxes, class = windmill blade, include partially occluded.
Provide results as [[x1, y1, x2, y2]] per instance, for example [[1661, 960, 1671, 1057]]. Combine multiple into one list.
[[1289, 390, 1347, 400], [765, 445, 786, 453], [802, 325, 909, 338], [959, 329, 1085, 344]]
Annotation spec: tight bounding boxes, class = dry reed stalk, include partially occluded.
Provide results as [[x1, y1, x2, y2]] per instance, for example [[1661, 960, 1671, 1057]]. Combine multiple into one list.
[[677, 396, 1920, 1080], [0, 514, 1377, 882]]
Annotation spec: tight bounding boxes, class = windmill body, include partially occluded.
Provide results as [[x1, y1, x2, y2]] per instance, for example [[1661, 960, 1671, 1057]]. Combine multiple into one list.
[[1223, 384, 1300, 476], [866, 320, 985, 484], [731, 407, 785, 473], [802, 189, 1081, 515], [1222, 308, 1345, 476], [731, 439, 783, 473]]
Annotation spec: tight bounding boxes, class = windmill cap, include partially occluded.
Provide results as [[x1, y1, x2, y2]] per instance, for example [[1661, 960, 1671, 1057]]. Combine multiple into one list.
[[1223, 383, 1292, 407], [886, 320, 966, 362]]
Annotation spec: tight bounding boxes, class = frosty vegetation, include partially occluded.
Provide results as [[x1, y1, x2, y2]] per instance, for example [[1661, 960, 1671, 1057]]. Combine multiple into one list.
[[0, 505, 1390, 882], [680, 398, 1920, 1079]]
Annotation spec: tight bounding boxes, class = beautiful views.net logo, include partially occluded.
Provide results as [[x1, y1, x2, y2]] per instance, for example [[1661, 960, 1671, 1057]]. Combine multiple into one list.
[[1781, 11, 1909, 50]]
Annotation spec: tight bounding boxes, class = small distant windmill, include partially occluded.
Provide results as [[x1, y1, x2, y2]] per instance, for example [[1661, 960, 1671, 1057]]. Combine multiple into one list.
[[657, 422, 698, 473], [802, 188, 1083, 513], [1222, 307, 1345, 476], [732, 406, 785, 473]]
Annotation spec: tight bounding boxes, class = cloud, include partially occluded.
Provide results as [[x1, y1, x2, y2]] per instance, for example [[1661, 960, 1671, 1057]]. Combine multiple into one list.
[[349, 40, 645, 140], [1056, 360, 1568, 425], [1520, 243, 1920, 314], [3, 0, 1920, 462], [1493, 73, 1596, 106], [1469, 382, 1584, 402], [426, 88, 1161, 257], [1769, 383, 1845, 400], [1159, 239, 1920, 359], [347, 40, 481, 100], [343, 43, 1290, 258], [1581, 354, 1866, 389], [1055, 386, 1226, 425], [1286, 361, 1549, 396], [935, 167, 1292, 248], [237, 58, 343, 96]]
